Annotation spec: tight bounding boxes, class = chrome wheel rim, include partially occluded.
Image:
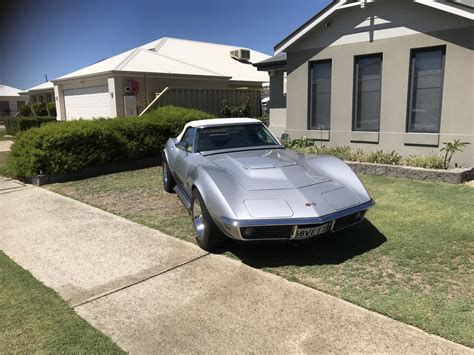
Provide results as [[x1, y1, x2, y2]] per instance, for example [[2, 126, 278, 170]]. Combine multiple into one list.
[[163, 162, 168, 186], [192, 199, 205, 240]]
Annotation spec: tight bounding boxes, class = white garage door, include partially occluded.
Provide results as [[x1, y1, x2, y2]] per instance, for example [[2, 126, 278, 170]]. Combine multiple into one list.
[[64, 85, 110, 120]]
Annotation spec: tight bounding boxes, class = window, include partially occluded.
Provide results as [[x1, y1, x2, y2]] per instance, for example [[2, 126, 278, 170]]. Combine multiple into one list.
[[31, 96, 36, 103], [353, 54, 383, 131], [309, 60, 332, 130], [407, 46, 445, 133], [180, 127, 196, 153], [0, 101, 9, 116], [195, 124, 280, 152]]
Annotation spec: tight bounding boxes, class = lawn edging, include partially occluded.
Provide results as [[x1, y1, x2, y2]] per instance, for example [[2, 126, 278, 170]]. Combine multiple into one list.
[[27, 157, 162, 186], [347, 161, 474, 184]]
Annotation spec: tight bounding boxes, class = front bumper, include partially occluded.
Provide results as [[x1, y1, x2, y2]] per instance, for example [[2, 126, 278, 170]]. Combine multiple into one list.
[[220, 199, 375, 241]]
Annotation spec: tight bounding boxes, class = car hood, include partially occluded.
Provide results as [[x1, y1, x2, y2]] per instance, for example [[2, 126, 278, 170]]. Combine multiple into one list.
[[205, 149, 331, 191]]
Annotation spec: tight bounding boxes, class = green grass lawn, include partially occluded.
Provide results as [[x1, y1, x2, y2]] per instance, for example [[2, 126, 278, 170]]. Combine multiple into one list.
[[47, 167, 474, 347], [0, 251, 124, 353]]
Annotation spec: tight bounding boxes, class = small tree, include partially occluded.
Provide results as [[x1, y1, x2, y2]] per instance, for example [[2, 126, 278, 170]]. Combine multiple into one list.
[[31, 102, 48, 116], [18, 103, 33, 116], [440, 139, 470, 169], [46, 102, 57, 117], [220, 97, 251, 117]]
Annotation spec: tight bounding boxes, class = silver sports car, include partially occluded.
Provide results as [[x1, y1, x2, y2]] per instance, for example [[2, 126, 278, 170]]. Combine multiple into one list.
[[163, 118, 374, 251]]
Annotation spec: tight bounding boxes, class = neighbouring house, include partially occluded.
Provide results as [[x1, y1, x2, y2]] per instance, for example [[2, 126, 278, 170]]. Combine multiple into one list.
[[50, 37, 269, 121], [20, 81, 55, 104], [255, 0, 474, 167], [0, 85, 28, 120]]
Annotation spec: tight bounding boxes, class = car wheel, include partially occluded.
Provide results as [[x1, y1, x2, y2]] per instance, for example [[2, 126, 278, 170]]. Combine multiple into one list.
[[191, 189, 226, 251], [162, 159, 176, 193]]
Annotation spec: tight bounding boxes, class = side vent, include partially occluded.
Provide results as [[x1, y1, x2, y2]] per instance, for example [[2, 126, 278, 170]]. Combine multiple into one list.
[[230, 49, 251, 62]]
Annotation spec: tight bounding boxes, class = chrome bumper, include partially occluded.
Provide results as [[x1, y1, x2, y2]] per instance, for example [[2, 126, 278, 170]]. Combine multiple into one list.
[[220, 199, 374, 228]]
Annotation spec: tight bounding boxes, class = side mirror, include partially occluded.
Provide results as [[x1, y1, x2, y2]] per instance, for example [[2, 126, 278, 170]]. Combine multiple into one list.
[[175, 141, 190, 151]]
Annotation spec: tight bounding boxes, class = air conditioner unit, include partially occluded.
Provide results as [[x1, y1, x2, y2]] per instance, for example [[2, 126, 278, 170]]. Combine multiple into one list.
[[230, 49, 251, 61]]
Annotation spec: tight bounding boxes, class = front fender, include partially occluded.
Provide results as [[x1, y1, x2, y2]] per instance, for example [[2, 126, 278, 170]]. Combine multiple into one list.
[[307, 155, 372, 203]]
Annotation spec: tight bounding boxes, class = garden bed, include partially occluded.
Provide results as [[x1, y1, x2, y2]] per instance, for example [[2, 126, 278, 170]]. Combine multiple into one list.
[[27, 157, 162, 186], [347, 161, 473, 184]]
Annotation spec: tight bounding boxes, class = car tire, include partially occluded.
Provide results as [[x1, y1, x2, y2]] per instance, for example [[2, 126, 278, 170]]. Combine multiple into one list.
[[162, 158, 176, 193], [191, 189, 226, 251]]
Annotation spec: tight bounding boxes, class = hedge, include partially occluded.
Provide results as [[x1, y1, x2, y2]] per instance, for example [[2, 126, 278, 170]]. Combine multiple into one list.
[[6, 106, 214, 178], [5, 116, 57, 135]]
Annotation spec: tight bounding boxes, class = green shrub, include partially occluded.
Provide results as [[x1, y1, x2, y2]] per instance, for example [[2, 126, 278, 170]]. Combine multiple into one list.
[[5, 116, 57, 135], [31, 102, 48, 116], [19, 103, 33, 116], [288, 137, 315, 149], [221, 97, 251, 117], [46, 102, 57, 117], [6, 106, 214, 178], [405, 154, 445, 169], [366, 150, 403, 165]]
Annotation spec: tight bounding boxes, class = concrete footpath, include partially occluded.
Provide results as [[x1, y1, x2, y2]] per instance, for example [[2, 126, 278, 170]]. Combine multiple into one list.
[[1, 178, 472, 354]]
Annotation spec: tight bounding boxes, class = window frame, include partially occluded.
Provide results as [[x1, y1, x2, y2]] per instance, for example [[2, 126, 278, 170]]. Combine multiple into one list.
[[352, 52, 383, 132], [406, 45, 446, 134], [308, 59, 332, 131]]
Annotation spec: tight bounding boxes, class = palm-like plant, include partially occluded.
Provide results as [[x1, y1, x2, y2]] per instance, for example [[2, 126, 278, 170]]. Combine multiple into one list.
[[440, 139, 470, 169]]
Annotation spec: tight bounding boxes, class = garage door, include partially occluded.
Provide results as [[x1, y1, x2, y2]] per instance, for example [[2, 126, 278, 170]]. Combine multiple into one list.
[[64, 85, 110, 120]]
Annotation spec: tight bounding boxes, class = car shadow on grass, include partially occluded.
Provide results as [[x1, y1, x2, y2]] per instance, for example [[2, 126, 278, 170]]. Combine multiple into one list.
[[222, 219, 386, 268]]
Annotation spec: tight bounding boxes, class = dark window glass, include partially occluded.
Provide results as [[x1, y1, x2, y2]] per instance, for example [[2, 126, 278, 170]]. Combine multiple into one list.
[[309, 60, 332, 130], [407, 47, 445, 133], [195, 124, 280, 152], [180, 127, 196, 152], [353, 54, 382, 131]]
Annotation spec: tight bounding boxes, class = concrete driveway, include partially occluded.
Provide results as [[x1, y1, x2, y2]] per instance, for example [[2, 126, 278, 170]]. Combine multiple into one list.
[[1, 179, 471, 354]]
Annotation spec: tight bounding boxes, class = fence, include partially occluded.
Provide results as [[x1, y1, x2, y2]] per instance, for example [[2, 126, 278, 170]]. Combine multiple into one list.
[[151, 87, 262, 117]]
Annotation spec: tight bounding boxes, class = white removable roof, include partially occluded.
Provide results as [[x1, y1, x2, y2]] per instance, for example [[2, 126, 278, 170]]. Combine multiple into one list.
[[64, 85, 110, 120], [177, 118, 261, 141]]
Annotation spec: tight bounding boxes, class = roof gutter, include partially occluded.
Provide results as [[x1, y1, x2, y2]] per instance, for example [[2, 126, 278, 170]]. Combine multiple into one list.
[[274, 0, 341, 54]]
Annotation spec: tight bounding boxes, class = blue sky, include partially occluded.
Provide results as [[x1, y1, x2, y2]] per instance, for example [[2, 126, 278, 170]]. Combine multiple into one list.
[[0, 0, 327, 90]]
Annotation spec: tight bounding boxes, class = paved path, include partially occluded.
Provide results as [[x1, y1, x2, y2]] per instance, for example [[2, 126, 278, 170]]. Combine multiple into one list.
[[0, 140, 13, 152], [1, 180, 471, 354]]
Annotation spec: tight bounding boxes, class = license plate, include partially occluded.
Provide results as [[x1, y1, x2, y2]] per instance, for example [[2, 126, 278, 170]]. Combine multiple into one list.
[[295, 223, 331, 239]]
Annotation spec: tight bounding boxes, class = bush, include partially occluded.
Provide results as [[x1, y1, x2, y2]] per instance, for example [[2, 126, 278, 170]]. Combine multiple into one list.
[[5, 116, 57, 135], [366, 150, 403, 165], [18, 103, 33, 116], [405, 155, 445, 169], [31, 102, 48, 116], [221, 97, 251, 117], [46, 102, 57, 117], [6, 106, 214, 178]]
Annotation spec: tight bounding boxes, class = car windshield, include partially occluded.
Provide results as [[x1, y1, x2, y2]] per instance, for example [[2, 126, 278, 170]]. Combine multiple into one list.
[[195, 123, 280, 152]]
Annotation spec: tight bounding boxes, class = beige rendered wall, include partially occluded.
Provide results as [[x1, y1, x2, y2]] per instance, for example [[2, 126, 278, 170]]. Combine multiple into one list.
[[284, 0, 473, 167]]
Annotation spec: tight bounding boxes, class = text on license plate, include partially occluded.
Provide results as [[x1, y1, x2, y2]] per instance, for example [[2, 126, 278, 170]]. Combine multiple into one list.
[[295, 223, 331, 239]]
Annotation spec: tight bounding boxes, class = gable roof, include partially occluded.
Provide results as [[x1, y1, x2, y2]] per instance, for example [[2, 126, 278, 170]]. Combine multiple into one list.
[[0, 85, 24, 97], [274, 0, 474, 54], [54, 37, 270, 83], [22, 81, 54, 93]]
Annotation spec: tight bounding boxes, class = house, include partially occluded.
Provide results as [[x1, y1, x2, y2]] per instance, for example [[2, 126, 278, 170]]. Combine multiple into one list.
[[0, 85, 28, 120], [20, 81, 55, 104], [255, 0, 473, 167], [50, 37, 269, 121]]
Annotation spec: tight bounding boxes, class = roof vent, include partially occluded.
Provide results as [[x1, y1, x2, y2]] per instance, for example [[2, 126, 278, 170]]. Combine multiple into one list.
[[230, 49, 251, 62]]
